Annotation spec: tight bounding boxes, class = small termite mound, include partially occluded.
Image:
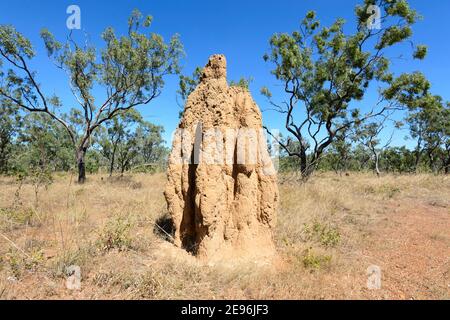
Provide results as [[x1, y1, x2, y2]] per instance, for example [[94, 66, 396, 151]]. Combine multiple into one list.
[[164, 54, 278, 263]]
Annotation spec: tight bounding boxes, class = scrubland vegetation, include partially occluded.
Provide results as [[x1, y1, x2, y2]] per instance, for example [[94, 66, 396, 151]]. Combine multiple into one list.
[[0, 0, 449, 300], [0, 172, 448, 299]]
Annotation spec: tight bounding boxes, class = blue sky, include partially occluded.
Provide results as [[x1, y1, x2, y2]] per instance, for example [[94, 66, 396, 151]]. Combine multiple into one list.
[[1, 0, 449, 148]]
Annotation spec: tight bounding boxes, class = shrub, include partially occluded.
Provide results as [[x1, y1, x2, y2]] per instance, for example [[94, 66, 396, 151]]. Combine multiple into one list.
[[4, 248, 44, 278], [97, 217, 133, 251], [303, 220, 341, 247], [302, 248, 332, 271], [0, 207, 38, 231]]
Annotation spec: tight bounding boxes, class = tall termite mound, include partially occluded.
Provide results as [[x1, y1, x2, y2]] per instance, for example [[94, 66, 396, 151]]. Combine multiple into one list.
[[164, 54, 278, 262]]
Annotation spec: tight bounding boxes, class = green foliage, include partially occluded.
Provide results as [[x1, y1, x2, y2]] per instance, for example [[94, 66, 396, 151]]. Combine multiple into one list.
[[97, 217, 133, 252], [229, 77, 253, 90], [263, 0, 427, 179], [303, 220, 341, 247], [0, 207, 35, 231], [0, 103, 21, 173], [98, 110, 167, 175], [382, 72, 430, 106], [0, 10, 183, 182], [4, 247, 44, 278], [301, 248, 332, 271], [325, 134, 352, 173], [178, 67, 203, 104], [398, 87, 450, 172], [284, 140, 445, 175], [0, 25, 34, 59], [14, 113, 73, 173], [413, 45, 428, 60], [380, 147, 416, 172]]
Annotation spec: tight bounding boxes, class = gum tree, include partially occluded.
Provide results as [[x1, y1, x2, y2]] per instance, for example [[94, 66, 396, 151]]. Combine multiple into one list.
[[0, 10, 183, 183], [0, 99, 21, 173], [352, 116, 400, 177], [98, 109, 142, 176], [404, 95, 449, 172], [98, 109, 166, 176], [382, 71, 449, 173], [262, 0, 428, 180]]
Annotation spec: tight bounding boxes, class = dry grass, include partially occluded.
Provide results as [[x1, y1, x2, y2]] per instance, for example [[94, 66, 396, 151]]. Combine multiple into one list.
[[0, 172, 448, 300]]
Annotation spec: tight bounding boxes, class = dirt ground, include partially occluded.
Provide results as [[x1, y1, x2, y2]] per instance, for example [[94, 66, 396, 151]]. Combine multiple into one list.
[[0, 172, 448, 300]]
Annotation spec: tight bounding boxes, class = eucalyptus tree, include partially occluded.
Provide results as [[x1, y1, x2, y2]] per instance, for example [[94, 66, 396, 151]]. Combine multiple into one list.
[[352, 116, 400, 176], [135, 121, 166, 165], [99, 109, 142, 176], [0, 100, 21, 173], [327, 132, 353, 175], [0, 10, 183, 183], [17, 113, 74, 172], [111, 119, 166, 175], [262, 0, 428, 180], [177, 67, 203, 105], [383, 71, 449, 173], [405, 96, 449, 172], [99, 110, 166, 175]]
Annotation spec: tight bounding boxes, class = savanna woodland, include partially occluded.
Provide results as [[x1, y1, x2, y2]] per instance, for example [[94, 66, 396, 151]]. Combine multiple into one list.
[[0, 0, 448, 300]]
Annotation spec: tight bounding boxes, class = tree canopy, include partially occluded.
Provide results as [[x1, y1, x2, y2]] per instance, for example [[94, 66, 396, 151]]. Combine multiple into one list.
[[0, 9, 183, 183]]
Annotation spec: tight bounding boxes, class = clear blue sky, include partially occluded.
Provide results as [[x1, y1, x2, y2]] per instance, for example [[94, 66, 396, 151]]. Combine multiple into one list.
[[1, 0, 449, 148]]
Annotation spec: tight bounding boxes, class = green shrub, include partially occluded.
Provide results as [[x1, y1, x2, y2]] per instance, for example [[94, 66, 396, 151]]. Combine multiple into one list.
[[50, 245, 95, 278], [303, 220, 341, 247], [4, 248, 44, 278], [302, 248, 332, 271], [97, 217, 133, 251], [0, 207, 37, 231]]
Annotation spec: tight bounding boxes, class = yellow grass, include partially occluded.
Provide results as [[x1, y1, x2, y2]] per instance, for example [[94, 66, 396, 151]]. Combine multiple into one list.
[[0, 172, 449, 299]]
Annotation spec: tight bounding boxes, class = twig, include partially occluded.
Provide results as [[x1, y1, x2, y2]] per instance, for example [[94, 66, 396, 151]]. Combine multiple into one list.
[[0, 232, 31, 259], [154, 222, 176, 245]]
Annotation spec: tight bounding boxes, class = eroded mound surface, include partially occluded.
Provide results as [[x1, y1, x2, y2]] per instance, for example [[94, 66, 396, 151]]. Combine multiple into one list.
[[164, 54, 279, 262]]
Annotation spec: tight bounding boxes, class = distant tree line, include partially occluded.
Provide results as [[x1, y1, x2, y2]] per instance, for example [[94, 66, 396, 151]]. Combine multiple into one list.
[[279, 142, 449, 175], [275, 89, 450, 176], [0, 105, 168, 177]]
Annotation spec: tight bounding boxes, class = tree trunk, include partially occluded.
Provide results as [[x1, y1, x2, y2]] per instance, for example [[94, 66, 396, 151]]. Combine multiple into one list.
[[120, 157, 132, 176], [109, 140, 119, 177], [77, 148, 87, 184], [0, 143, 7, 174], [300, 145, 308, 179], [375, 152, 381, 177], [444, 149, 450, 174], [109, 149, 116, 177], [370, 146, 381, 177], [414, 139, 422, 172], [414, 150, 421, 170], [427, 151, 436, 173]]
